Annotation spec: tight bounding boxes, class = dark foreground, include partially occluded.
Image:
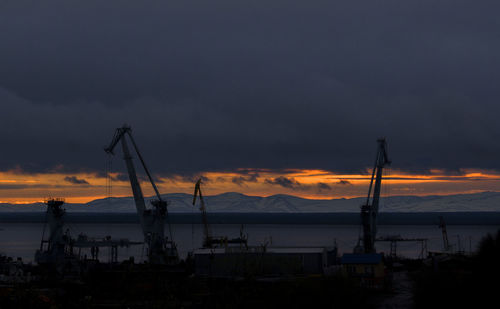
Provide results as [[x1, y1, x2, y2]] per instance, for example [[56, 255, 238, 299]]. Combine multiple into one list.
[[0, 258, 496, 309], [0, 265, 374, 308], [2, 229, 500, 308]]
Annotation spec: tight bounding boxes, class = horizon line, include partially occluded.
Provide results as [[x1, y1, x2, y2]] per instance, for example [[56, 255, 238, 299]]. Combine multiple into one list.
[[2, 190, 499, 205]]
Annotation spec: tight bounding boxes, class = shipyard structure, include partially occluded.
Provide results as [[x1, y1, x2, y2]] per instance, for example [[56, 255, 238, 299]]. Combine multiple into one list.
[[3, 129, 400, 290], [1, 128, 492, 308]]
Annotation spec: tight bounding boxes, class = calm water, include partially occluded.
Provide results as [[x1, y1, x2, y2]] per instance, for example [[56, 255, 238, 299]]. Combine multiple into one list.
[[0, 223, 498, 263]]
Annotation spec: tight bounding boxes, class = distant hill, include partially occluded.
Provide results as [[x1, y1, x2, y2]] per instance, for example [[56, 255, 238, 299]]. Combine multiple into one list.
[[2, 191, 500, 213]]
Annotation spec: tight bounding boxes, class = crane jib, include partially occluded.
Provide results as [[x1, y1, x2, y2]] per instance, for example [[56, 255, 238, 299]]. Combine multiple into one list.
[[360, 138, 390, 254], [104, 125, 178, 264]]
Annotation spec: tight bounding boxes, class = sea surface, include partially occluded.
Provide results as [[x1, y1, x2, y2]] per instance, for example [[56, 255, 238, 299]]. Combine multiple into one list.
[[0, 223, 498, 263]]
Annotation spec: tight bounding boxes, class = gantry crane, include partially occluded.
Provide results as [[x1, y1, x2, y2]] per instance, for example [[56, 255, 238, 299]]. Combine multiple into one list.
[[356, 138, 391, 254], [105, 125, 178, 264], [193, 178, 248, 248]]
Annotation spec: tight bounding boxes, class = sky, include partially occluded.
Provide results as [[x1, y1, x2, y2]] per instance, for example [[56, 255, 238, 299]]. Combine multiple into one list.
[[1, 0, 500, 203]]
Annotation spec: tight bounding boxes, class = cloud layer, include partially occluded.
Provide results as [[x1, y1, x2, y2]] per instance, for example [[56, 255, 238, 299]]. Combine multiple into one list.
[[1, 1, 499, 178]]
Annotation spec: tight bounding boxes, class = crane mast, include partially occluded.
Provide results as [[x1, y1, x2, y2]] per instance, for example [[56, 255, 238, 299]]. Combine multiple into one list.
[[105, 125, 178, 264], [359, 138, 391, 254], [439, 216, 451, 252], [193, 179, 213, 248], [192, 178, 248, 249]]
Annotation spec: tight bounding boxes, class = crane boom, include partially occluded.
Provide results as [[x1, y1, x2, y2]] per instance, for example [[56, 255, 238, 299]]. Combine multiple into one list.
[[439, 216, 451, 251], [359, 138, 391, 254], [127, 133, 163, 201], [192, 179, 248, 249], [104, 124, 177, 264], [193, 179, 212, 248], [105, 126, 163, 201], [120, 132, 147, 220]]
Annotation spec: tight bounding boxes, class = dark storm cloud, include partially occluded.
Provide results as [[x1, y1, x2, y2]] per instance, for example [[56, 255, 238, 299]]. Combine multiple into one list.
[[111, 173, 130, 182], [232, 174, 259, 186], [317, 182, 332, 191], [231, 177, 246, 186], [0, 184, 69, 190], [64, 176, 89, 185], [265, 177, 301, 189], [337, 180, 352, 186], [215, 177, 227, 183], [1, 0, 500, 176], [0, 184, 39, 190], [264, 177, 334, 192], [106, 172, 165, 184], [173, 174, 211, 184]]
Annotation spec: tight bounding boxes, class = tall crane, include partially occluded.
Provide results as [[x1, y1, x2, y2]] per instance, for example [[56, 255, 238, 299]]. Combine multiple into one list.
[[438, 216, 451, 252], [357, 138, 391, 254], [192, 178, 248, 249], [193, 179, 214, 248], [105, 125, 178, 264], [35, 198, 72, 265]]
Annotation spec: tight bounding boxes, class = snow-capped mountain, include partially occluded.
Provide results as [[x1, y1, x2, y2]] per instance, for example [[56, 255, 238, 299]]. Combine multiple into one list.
[[2, 191, 500, 213]]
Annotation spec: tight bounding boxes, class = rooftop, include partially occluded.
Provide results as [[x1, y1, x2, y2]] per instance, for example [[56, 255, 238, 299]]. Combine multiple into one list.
[[193, 246, 326, 255], [341, 253, 383, 264]]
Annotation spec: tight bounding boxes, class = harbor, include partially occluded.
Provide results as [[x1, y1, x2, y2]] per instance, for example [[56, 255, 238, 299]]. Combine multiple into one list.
[[1, 131, 499, 308]]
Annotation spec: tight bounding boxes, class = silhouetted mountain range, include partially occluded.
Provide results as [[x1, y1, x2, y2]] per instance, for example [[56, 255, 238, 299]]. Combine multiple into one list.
[[2, 191, 500, 213]]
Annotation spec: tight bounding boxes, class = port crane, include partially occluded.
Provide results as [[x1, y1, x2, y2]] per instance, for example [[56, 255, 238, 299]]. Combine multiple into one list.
[[36, 198, 70, 265], [36, 198, 142, 267], [105, 125, 178, 264], [193, 178, 214, 248], [356, 138, 391, 254], [438, 216, 451, 252], [193, 178, 248, 248]]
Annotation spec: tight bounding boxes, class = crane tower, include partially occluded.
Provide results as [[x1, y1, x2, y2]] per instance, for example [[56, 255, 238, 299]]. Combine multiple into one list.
[[193, 178, 248, 248], [105, 125, 178, 264], [357, 138, 391, 254]]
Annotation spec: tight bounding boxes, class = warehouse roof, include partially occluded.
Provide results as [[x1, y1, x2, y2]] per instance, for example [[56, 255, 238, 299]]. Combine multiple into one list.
[[341, 253, 383, 264]]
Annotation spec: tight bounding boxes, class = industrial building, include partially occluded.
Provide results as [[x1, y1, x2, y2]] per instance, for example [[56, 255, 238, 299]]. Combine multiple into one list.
[[193, 246, 337, 277]]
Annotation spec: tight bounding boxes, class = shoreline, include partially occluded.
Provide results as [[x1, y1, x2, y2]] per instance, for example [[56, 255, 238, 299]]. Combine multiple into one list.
[[1, 212, 500, 225]]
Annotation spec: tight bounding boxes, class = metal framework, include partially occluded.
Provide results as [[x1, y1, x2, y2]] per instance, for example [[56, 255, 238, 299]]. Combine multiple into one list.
[[36, 198, 69, 265], [358, 138, 391, 254], [376, 236, 428, 259], [193, 179, 214, 248], [438, 216, 451, 252], [105, 125, 178, 264], [36, 198, 141, 266], [192, 178, 248, 249]]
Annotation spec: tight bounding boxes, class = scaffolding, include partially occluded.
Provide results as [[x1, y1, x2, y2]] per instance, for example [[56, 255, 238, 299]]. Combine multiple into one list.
[[376, 235, 428, 259]]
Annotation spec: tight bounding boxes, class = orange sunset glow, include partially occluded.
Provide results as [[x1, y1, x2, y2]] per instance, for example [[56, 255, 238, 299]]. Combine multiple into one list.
[[1, 168, 500, 204]]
